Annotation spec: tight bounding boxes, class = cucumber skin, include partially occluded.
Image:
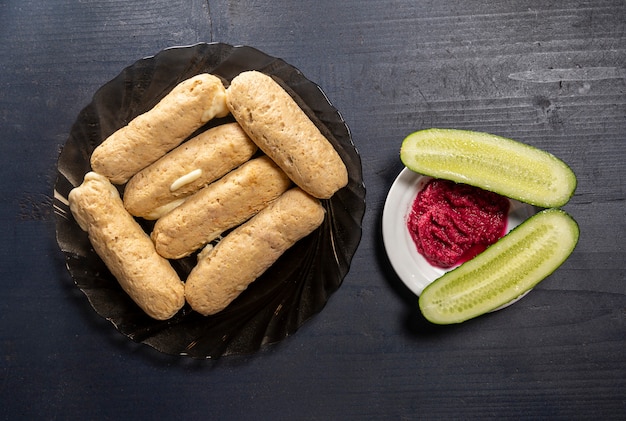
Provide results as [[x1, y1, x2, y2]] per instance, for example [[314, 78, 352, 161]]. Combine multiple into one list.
[[400, 128, 577, 208], [418, 209, 579, 325]]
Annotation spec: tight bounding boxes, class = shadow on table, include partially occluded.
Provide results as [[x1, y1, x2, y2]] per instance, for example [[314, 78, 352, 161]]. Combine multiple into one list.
[[372, 186, 468, 338]]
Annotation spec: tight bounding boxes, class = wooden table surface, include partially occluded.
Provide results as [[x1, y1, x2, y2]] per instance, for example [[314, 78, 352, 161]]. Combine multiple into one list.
[[1, 1, 625, 419]]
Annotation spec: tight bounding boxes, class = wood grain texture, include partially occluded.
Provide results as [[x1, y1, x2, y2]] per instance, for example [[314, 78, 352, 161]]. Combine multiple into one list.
[[1, 0, 625, 419]]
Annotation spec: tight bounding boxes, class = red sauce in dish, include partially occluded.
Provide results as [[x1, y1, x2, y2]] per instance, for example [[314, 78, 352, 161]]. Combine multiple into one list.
[[407, 178, 510, 268]]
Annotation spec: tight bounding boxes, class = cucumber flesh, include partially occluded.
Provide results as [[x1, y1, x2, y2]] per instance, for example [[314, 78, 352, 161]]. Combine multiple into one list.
[[400, 128, 577, 208], [418, 209, 579, 324]]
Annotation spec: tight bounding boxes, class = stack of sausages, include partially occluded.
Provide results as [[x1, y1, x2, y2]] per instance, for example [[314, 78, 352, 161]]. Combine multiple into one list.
[[69, 71, 348, 320]]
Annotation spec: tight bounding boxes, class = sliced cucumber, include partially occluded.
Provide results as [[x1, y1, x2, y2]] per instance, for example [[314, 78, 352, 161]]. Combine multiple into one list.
[[418, 208, 579, 324], [400, 128, 577, 208]]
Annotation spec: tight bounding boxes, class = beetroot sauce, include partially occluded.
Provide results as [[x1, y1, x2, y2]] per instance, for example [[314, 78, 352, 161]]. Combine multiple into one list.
[[407, 178, 510, 268]]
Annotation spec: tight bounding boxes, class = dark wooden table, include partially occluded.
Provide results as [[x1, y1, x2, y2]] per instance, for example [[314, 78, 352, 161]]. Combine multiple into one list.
[[2, 1, 625, 419]]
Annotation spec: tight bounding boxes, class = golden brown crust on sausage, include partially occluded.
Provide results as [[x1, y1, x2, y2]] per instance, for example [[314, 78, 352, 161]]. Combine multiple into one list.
[[151, 155, 292, 259], [91, 73, 229, 184], [123, 123, 258, 219], [226, 71, 348, 199], [68, 172, 185, 320], [185, 187, 325, 316]]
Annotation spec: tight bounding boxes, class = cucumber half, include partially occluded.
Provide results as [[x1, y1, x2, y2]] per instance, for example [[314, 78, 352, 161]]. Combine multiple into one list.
[[400, 128, 577, 208], [418, 208, 579, 324]]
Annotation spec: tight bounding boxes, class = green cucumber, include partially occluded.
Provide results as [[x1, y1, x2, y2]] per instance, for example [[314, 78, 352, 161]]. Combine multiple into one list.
[[400, 128, 577, 208], [418, 208, 579, 324]]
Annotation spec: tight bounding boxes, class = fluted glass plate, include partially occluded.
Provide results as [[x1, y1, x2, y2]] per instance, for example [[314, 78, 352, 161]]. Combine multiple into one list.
[[54, 43, 365, 358]]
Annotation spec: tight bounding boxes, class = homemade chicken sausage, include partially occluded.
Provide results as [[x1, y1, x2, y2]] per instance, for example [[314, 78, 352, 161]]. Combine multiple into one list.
[[185, 187, 325, 316], [226, 71, 348, 199], [123, 122, 258, 219], [68, 172, 185, 320], [151, 155, 292, 259], [91, 73, 229, 184]]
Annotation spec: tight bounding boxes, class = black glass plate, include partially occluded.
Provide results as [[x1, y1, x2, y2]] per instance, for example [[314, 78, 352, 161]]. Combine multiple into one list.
[[54, 43, 365, 358]]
